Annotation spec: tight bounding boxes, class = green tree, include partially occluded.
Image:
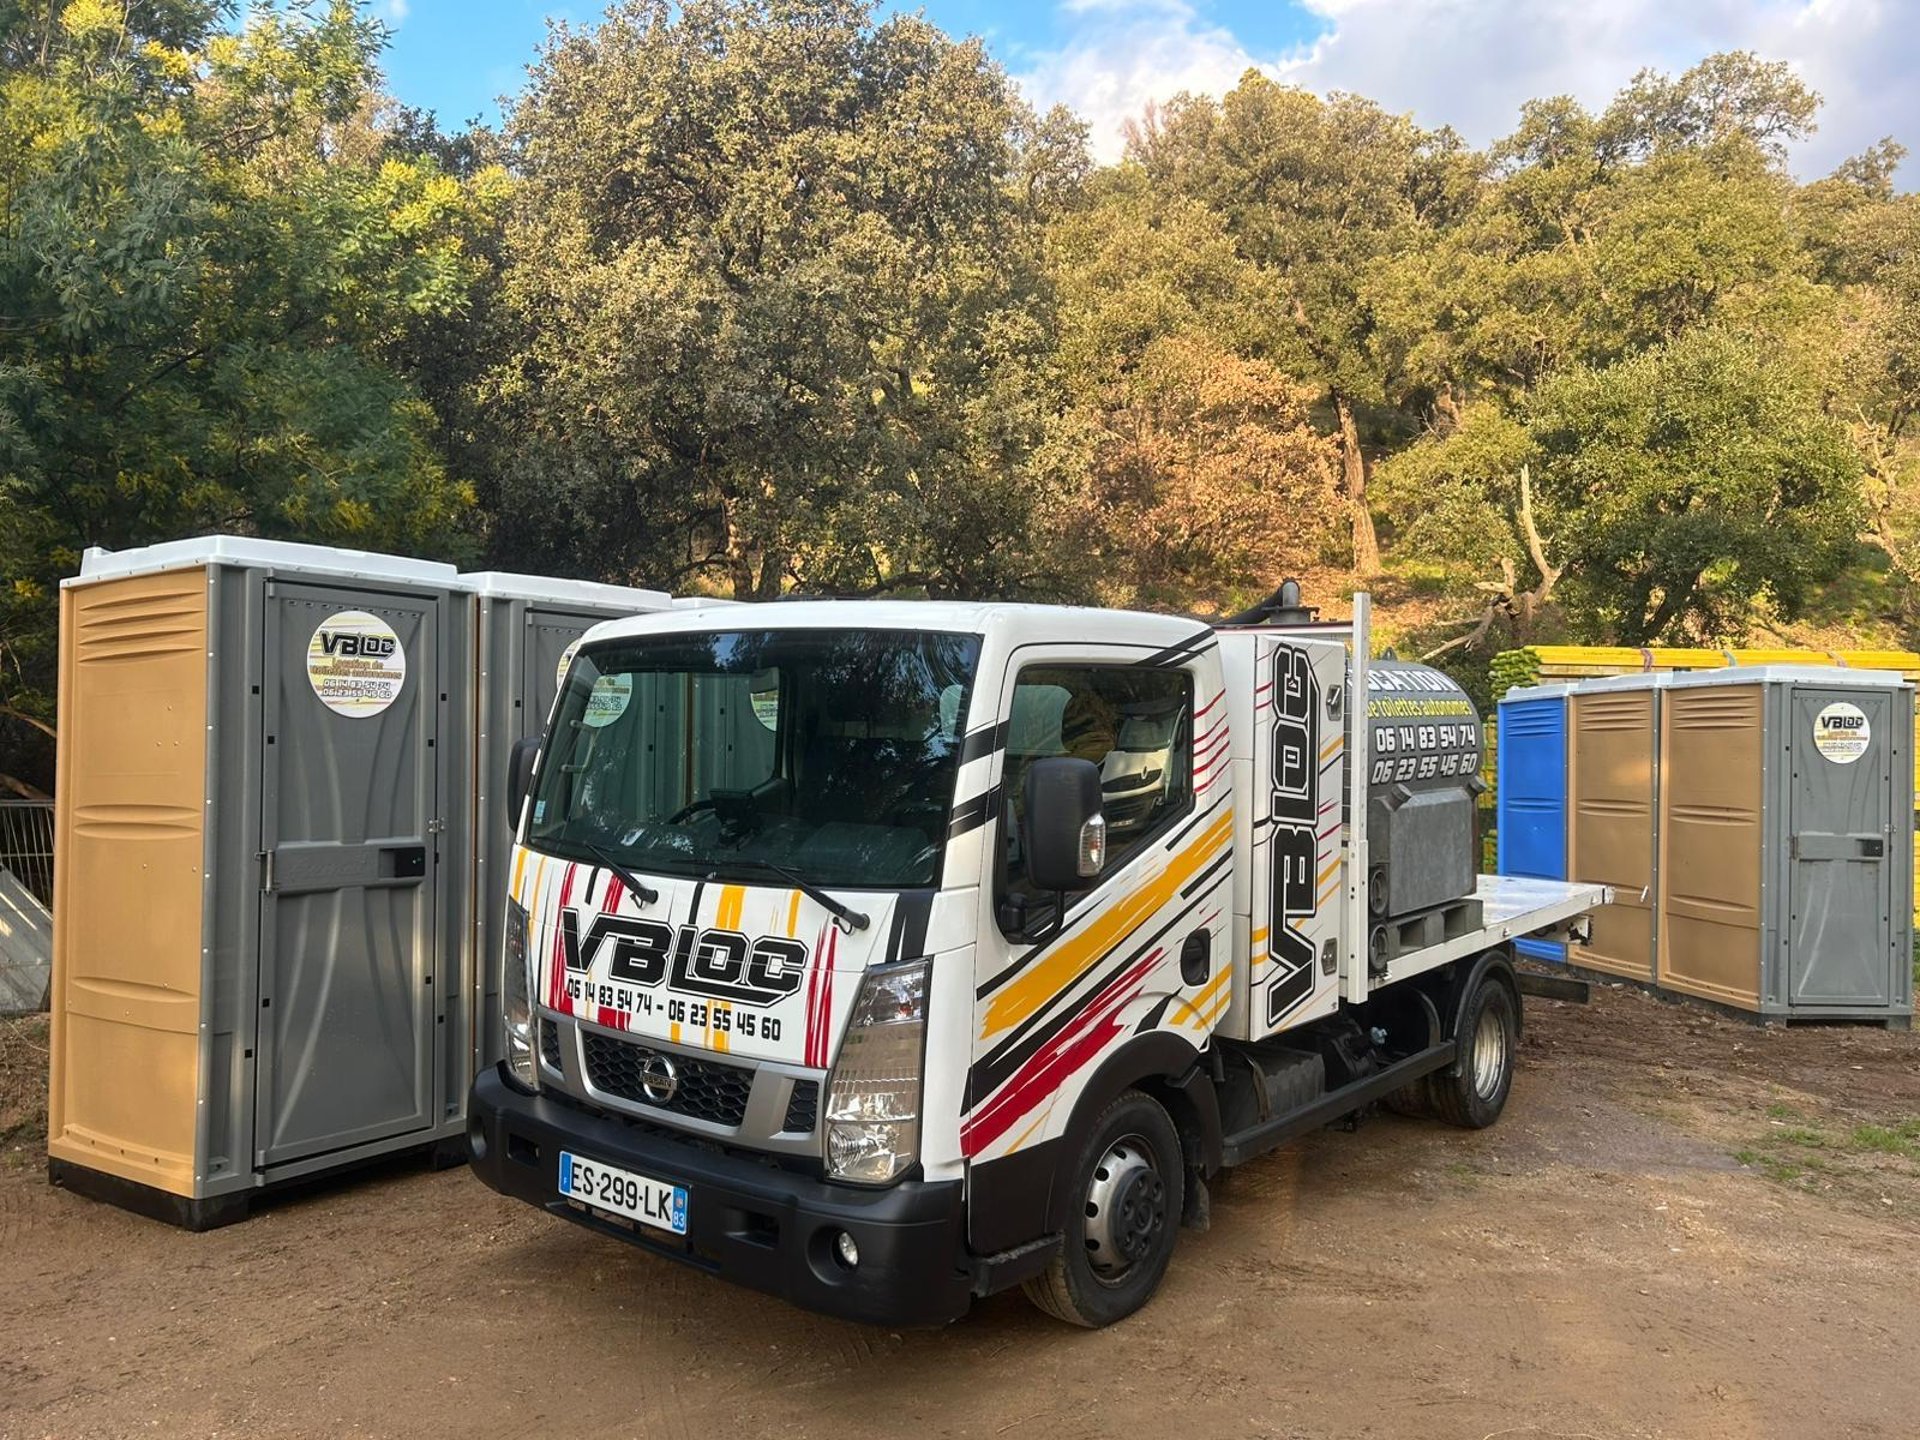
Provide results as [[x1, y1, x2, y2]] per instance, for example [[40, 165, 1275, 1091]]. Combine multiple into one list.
[[1129, 76, 1475, 574], [1368, 55, 1822, 417], [1534, 328, 1862, 641], [1805, 170, 1920, 621], [0, 0, 507, 791], [1365, 53, 1862, 658], [486, 0, 1087, 599], [1044, 172, 1339, 608], [1382, 329, 1864, 647]]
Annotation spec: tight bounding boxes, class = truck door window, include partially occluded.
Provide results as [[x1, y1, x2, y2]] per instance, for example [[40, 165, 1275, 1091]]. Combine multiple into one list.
[[1000, 666, 1194, 916]]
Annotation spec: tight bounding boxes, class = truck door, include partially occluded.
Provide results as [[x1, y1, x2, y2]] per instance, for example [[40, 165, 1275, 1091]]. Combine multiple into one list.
[[255, 585, 442, 1167], [964, 645, 1230, 1253]]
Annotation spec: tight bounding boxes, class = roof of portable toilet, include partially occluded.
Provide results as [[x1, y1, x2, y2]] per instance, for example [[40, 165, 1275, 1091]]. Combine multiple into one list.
[[460, 569, 672, 611], [70, 535, 459, 589], [1561, 671, 1680, 696], [1661, 665, 1910, 692], [1499, 681, 1577, 706]]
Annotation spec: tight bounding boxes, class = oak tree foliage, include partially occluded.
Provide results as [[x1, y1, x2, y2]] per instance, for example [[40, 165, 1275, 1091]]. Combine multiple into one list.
[[5, 10, 1920, 790]]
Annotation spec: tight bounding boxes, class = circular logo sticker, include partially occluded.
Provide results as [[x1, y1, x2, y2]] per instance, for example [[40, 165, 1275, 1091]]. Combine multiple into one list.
[[307, 611, 406, 718], [555, 637, 582, 693], [1813, 701, 1871, 764], [582, 673, 632, 728]]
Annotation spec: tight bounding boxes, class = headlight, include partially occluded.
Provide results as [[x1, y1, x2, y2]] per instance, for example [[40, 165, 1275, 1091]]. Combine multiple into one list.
[[823, 958, 929, 1185], [502, 899, 537, 1090]]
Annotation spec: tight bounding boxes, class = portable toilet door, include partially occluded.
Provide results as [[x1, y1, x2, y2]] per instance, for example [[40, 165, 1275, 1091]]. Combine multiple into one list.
[[464, 571, 673, 1072], [1772, 674, 1915, 1017], [1495, 684, 1571, 961]]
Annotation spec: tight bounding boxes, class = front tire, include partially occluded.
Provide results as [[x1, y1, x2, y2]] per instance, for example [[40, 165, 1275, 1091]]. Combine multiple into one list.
[[1428, 973, 1518, 1129], [1022, 1090, 1184, 1327]]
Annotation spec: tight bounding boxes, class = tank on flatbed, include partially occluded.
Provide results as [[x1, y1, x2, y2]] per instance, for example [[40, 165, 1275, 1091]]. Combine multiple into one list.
[[1364, 659, 1484, 921], [1219, 582, 1484, 927]]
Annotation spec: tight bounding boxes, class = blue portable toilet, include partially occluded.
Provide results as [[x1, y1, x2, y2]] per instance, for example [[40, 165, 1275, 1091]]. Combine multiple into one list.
[[1496, 683, 1572, 961]]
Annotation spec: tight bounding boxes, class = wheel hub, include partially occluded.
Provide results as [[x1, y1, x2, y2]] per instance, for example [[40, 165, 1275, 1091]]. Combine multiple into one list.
[[1083, 1137, 1167, 1278], [1470, 1004, 1509, 1099]]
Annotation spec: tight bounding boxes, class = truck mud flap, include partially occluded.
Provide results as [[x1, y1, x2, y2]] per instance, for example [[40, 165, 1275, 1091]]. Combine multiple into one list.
[[1515, 971, 1590, 1004]]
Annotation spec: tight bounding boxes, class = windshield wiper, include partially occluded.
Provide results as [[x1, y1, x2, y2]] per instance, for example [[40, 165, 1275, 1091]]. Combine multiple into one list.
[[705, 856, 870, 932], [587, 843, 659, 907]]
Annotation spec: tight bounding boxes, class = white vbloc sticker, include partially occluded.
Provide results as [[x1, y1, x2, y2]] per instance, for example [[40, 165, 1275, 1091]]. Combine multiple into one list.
[[1813, 701, 1871, 764], [307, 610, 407, 718]]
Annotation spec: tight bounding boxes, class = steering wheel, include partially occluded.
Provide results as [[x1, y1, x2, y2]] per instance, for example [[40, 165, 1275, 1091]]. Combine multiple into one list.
[[667, 797, 716, 825]]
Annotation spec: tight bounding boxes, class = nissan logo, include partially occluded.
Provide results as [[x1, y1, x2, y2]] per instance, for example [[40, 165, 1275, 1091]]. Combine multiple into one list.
[[639, 1053, 679, 1104]]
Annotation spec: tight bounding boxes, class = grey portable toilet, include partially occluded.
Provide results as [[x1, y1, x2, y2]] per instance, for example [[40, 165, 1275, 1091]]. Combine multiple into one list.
[[1657, 666, 1914, 1023], [464, 572, 671, 1070], [48, 536, 473, 1227]]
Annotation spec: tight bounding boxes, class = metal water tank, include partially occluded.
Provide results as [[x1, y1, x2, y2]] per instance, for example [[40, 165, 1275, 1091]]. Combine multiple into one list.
[[1364, 659, 1483, 921]]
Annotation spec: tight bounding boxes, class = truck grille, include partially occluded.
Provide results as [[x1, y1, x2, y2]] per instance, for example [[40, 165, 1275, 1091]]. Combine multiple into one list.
[[539, 1018, 563, 1071], [784, 1080, 819, 1133], [581, 1032, 754, 1127]]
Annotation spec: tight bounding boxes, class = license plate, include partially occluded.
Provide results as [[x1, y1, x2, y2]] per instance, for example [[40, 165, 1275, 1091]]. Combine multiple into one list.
[[558, 1151, 688, 1236]]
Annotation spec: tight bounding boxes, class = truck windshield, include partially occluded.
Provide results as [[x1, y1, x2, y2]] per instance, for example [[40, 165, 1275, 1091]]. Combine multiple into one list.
[[526, 628, 982, 890]]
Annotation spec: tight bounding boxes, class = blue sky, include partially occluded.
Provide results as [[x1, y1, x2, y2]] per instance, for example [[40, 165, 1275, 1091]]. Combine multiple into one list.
[[377, 1, 1327, 134], [375, 0, 1919, 176]]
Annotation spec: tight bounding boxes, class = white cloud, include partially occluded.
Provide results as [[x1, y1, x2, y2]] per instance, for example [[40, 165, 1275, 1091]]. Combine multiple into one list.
[[1013, 0, 1920, 179], [1014, 0, 1281, 161], [382, 0, 410, 25]]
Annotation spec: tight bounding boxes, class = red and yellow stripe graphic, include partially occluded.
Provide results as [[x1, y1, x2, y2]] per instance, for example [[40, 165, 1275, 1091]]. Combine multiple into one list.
[[979, 808, 1233, 1041]]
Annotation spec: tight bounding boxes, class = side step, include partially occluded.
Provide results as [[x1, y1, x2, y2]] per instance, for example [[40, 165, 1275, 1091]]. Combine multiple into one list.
[[1219, 1040, 1455, 1167]]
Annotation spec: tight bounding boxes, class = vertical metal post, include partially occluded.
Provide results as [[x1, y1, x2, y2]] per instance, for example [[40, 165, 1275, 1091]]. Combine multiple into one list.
[[1343, 593, 1373, 1003]]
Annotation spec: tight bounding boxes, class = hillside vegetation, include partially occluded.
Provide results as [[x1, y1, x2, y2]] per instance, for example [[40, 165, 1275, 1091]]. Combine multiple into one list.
[[4, 1, 1918, 790]]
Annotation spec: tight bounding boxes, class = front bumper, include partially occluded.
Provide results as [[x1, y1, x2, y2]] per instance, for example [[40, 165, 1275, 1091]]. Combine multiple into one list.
[[467, 1066, 975, 1328]]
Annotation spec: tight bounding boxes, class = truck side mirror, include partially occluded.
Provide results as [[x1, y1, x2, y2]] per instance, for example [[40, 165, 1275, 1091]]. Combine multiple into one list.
[[1023, 756, 1107, 894], [507, 736, 541, 831]]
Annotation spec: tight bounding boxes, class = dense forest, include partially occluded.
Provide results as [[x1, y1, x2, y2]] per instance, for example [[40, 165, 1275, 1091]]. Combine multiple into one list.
[[4, 0, 1919, 794]]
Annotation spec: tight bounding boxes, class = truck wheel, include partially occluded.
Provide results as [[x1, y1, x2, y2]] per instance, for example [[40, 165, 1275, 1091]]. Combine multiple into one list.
[[1429, 974, 1517, 1129], [1022, 1090, 1184, 1328]]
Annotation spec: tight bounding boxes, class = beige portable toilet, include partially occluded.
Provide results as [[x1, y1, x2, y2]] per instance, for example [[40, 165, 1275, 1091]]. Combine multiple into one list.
[[49, 537, 473, 1227]]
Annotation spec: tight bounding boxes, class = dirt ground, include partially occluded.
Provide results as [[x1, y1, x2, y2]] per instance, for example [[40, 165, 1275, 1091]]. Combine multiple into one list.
[[4, 983, 1919, 1440]]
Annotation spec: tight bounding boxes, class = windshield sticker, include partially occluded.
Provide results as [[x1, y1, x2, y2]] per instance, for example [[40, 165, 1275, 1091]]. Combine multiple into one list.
[[307, 610, 406, 718], [1814, 701, 1870, 764], [582, 673, 632, 728], [555, 637, 582, 692]]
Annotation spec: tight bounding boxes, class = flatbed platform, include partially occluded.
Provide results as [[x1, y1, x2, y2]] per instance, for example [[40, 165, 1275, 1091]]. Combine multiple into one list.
[[1377, 875, 1613, 989]]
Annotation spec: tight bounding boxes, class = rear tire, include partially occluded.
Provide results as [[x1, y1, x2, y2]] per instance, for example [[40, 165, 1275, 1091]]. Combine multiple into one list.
[[1022, 1090, 1184, 1328], [1429, 974, 1518, 1129]]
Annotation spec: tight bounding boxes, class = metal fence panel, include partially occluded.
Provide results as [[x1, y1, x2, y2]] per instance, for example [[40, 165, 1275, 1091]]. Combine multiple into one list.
[[0, 800, 53, 908]]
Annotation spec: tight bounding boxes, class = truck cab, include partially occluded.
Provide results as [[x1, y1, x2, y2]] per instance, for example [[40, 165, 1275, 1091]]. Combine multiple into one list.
[[465, 597, 1605, 1327]]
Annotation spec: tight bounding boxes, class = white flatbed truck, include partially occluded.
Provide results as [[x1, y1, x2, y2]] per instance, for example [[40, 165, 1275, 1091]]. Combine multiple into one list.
[[465, 588, 1608, 1326]]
